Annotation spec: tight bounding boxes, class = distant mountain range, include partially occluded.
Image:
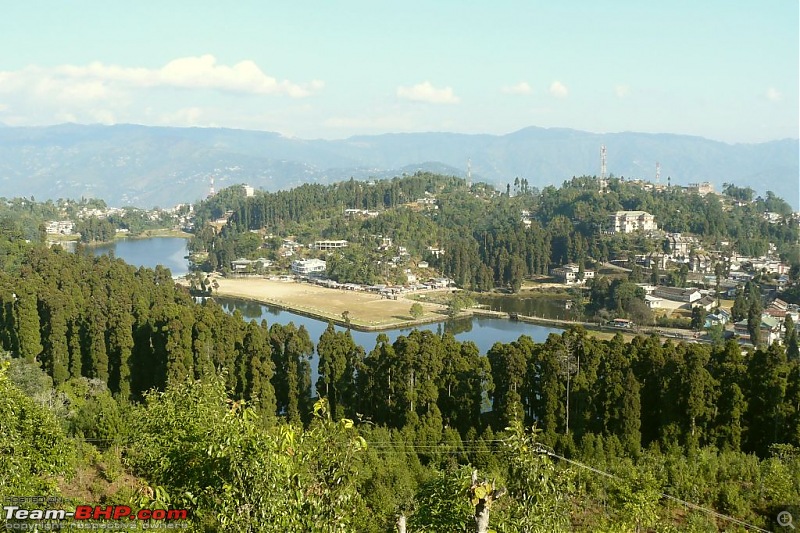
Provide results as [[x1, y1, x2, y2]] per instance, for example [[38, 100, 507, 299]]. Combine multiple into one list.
[[0, 123, 797, 209]]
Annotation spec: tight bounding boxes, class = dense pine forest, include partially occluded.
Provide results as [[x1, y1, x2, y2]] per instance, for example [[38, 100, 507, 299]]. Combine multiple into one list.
[[1, 175, 800, 531]]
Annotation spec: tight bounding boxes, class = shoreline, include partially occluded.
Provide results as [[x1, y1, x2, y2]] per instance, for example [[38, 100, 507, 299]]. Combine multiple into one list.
[[212, 291, 453, 332], [212, 288, 642, 341], [50, 229, 190, 247], [205, 276, 704, 343], [208, 276, 455, 332]]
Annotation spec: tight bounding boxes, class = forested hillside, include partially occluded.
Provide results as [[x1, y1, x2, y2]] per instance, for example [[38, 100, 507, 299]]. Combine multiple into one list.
[[192, 173, 798, 294], [0, 212, 799, 531]]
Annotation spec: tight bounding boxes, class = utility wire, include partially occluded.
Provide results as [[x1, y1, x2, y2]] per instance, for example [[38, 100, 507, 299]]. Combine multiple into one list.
[[538, 445, 772, 533], [74, 437, 776, 531], [366, 440, 775, 531]]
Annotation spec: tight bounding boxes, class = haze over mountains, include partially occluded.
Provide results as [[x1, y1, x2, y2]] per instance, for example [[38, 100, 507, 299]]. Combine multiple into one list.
[[0, 123, 797, 209]]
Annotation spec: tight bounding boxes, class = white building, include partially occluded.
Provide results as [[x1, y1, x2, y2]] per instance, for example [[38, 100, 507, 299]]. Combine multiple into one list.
[[665, 233, 694, 256], [686, 182, 714, 196], [231, 257, 273, 272], [644, 295, 663, 309], [314, 240, 348, 251], [345, 208, 379, 218], [291, 258, 327, 275], [242, 185, 255, 197], [749, 258, 790, 275], [550, 263, 595, 284], [653, 286, 701, 303], [609, 211, 657, 233], [45, 220, 75, 235]]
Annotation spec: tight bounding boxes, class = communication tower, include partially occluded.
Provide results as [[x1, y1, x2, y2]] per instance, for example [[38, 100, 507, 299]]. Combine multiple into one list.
[[467, 158, 472, 189], [598, 145, 609, 194], [600, 145, 607, 180], [655, 162, 661, 184], [208, 176, 216, 197]]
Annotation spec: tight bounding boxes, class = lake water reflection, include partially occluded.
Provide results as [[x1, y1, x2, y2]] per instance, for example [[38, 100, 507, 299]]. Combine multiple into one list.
[[87, 237, 565, 356], [89, 237, 190, 277], [213, 296, 564, 356], [475, 294, 578, 321]]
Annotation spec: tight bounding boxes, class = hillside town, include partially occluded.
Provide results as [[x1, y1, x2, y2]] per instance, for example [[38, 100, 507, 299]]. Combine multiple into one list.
[[178, 175, 800, 350]]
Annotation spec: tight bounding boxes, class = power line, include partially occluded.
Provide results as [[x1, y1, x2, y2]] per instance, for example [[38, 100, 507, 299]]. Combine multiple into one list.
[[73, 437, 774, 531], [365, 440, 774, 531], [540, 446, 772, 533]]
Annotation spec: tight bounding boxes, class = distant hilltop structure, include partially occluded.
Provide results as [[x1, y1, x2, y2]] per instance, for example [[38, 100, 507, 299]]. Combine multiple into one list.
[[686, 182, 714, 196], [609, 210, 657, 233]]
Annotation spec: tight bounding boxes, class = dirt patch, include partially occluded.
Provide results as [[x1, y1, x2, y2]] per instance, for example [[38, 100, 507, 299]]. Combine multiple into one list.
[[212, 277, 447, 329]]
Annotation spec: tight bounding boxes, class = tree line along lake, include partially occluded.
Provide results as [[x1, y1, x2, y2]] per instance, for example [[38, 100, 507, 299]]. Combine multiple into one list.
[[88, 236, 565, 356]]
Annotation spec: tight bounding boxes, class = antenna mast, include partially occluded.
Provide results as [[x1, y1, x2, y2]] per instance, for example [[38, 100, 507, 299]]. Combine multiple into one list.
[[467, 158, 472, 188], [209, 176, 216, 197], [655, 162, 661, 184], [600, 145, 607, 180]]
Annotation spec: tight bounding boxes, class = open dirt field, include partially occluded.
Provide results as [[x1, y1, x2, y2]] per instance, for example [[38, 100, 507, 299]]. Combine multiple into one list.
[[211, 276, 447, 329]]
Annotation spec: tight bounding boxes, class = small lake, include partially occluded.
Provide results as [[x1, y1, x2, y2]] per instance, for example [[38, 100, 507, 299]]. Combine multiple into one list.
[[475, 293, 580, 321], [213, 296, 564, 356], [87, 236, 565, 355], [213, 296, 565, 386], [89, 237, 190, 277]]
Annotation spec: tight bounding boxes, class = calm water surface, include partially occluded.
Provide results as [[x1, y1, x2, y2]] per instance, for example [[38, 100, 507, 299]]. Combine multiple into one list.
[[213, 296, 564, 356], [475, 294, 579, 321], [213, 296, 565, 385], [89, 237, 564, 354], [89, 237, 190, 277]]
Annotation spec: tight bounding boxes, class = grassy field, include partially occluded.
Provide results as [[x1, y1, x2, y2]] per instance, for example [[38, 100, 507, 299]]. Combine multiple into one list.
[[209, 276, 714, 342], [211, 276, 448, 330]]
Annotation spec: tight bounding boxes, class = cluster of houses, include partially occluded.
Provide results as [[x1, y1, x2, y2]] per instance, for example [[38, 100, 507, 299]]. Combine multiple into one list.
[[412, 193, 439, 210], [229, 231, 448, 293], [535, 209, 659, 235], [515, 235, 797, 345], [344, 208, 380, 219], [641, 285, 716, 310], [600, 279, 797, 346], [45, 220, 76, 235], [44, 208, 129, 235], [303, 276, 453, 297], [617, 179, 715, 197], [732, 299, 799, 346], [230, 257, 274, 274], [45, 203, 193, 238], [273, 237, 412, 261], [632, 232, 791, 281], [285, 254, 453, 296], [550, 263, 595, 284]]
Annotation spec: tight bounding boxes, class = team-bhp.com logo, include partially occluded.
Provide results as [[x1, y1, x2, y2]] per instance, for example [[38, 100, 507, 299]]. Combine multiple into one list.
[[4, 503, 189, 530]]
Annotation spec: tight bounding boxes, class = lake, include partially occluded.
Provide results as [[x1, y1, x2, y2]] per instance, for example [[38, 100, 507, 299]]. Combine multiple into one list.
[[89, 237, 565, 355], [475, 293, 579, 321], [213, 296, 564, 356], [89, 237, 190, 277], [213, 295, 564, 386]]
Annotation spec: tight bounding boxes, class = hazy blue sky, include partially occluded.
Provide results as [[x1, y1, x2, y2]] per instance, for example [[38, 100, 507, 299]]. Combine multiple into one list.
[[1, 1, 797, 142]]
